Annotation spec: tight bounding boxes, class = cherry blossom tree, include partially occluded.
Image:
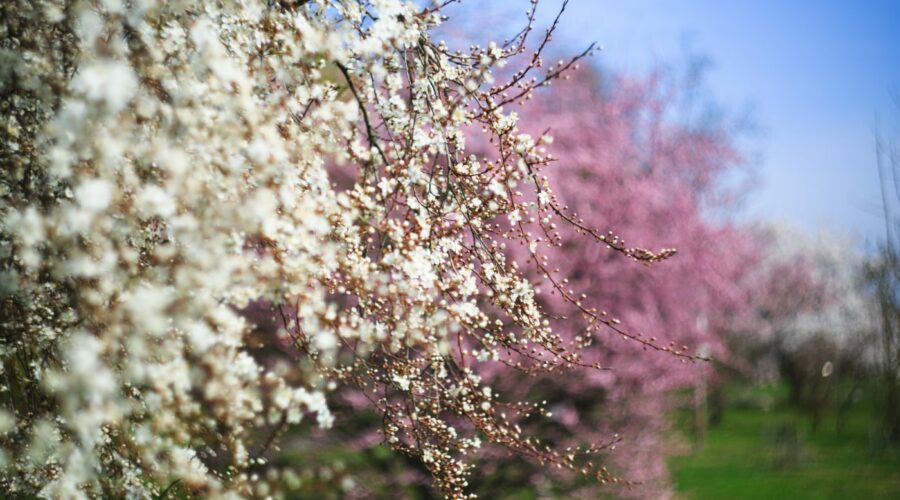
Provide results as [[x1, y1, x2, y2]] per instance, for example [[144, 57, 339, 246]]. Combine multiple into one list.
[[746, 224, 879, 435], [455, 66, 762, 497]]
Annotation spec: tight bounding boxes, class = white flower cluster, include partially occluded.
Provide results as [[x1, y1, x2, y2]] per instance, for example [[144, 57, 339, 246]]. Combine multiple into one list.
[[0, 0, 658, 497]]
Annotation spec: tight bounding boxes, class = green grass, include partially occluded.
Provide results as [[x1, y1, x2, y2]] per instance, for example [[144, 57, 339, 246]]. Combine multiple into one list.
[[669, 383, 900, 499]]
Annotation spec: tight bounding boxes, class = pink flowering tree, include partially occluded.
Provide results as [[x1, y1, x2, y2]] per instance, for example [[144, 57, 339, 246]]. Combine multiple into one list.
[[459, 66, 762, 496]]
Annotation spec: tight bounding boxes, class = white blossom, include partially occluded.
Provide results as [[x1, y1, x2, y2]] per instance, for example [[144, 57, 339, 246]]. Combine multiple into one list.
[[0, 1, 631, 497]]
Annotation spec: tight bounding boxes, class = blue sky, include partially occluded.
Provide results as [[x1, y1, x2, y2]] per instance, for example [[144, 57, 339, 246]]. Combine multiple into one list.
[[491, 0, 900, 245]]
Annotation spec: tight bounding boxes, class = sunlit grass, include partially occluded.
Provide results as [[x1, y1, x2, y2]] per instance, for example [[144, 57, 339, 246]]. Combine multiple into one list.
[[670, 383, 900, 499]]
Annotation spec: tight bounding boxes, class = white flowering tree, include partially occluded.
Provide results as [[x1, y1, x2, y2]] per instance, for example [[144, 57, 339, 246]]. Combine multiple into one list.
[[748, 223, 880, 432], [0, 1, 691, 497]]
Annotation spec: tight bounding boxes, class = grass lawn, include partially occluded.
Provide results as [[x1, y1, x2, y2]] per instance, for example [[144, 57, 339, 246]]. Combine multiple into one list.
[[669, 383, 900, 499]]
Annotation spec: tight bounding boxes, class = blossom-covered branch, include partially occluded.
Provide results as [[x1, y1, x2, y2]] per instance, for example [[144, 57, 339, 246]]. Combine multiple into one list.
[[1, 1, 691, 498]]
